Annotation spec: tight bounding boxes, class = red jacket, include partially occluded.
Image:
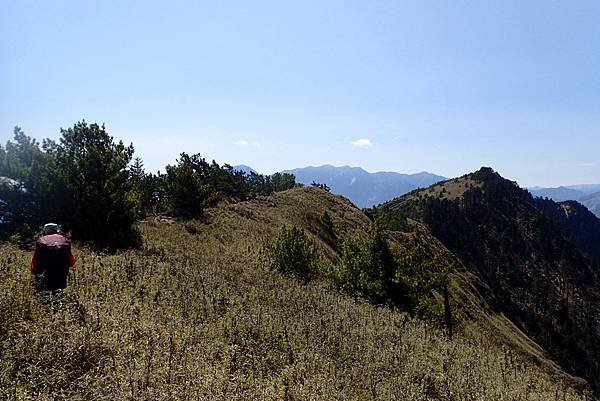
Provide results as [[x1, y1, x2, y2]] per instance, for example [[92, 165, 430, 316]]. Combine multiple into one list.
[[31, 234, 76, 275]]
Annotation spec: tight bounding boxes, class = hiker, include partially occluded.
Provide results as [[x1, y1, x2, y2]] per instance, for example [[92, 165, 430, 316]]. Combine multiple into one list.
[[31, 223, 76, 292], [150, 190, 161, 215]]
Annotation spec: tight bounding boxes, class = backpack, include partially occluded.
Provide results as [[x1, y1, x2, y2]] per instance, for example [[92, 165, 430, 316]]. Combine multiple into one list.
[[35, 234, 71, 291]]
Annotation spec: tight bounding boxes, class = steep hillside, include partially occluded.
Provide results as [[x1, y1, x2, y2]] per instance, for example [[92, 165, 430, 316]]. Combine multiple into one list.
[[283, 165, 445, 207], [534, 198, 600, 263], [529, 185, 600, 218], [580, 191, 600, 218], [386, 167, 600, 392], [0, 188, 590, 400]]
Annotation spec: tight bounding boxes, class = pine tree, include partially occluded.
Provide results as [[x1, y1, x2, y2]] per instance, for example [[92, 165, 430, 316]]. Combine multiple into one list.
[[51, 121, 138, 246], [165, 153, 211, 217], [130, 157, 145, 182]]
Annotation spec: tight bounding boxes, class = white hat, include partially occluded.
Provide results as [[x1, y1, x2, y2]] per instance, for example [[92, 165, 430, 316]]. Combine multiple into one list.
[[43, 223, 59, 235]]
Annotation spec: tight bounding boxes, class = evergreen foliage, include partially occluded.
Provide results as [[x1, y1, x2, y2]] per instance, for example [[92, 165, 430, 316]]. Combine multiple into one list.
[[335, 225, 400, 304], [533, 197, 600, 264], [164, 153, 297, 217], [364, 205, 409, 231], [50, 121, 138, 246], [391, 166, 600, 391], [0, 123, 299, 246], [165, 153, 213, 218], [270, 172, 297, 192], [264, 226, 321, 282], [394, 244, 449, 320], [311, 181, 331, 192], [265, 222, 448, 321], [0, 122, 139, 246], [0, 144, 5, 174], [1, 127, 44, 181], [0, 128, 55, 241], [128, 157, 147, 219], [0, 178, 35, 243]]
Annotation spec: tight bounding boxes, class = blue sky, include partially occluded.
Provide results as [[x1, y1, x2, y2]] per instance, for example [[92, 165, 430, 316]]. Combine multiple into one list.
[[2, 0, 600, 186]]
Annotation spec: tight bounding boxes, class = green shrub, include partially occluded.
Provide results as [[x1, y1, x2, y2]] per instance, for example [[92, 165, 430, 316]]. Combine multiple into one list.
[[335, 226, 400, 304], [265, 226, 321, 282], [395, 246, 450, 321], [364, 206, 409, 232], [270, 172, 297, 192]]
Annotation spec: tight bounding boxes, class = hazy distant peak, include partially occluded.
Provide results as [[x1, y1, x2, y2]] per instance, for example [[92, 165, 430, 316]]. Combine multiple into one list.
[[282, 165, 446, 207], [580, 190, 600, 201], [233, 165, 258, 175], [528, 184, 600, 218], [304, 164, 367, 172]]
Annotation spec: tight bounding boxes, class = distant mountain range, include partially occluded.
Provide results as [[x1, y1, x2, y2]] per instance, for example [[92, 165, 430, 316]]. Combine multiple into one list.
[[281, 165, 446, 208], [234, 164, 600, 216], [529, 185, 600, 217], [235, 164, 446, 208]]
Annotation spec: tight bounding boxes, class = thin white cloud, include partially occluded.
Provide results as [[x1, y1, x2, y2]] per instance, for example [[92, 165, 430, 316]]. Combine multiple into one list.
[[165, 139, 184, 145], [351, 138, 374, 148], [579, 162, 599, 167], [234, 140, 261, 148]]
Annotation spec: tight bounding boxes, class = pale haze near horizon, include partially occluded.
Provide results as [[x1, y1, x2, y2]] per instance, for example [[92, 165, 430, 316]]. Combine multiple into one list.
[[1, 1, 599, 187]]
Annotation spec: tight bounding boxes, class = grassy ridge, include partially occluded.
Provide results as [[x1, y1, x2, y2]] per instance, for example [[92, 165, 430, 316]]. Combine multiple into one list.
[[0, 188, 591, 400]]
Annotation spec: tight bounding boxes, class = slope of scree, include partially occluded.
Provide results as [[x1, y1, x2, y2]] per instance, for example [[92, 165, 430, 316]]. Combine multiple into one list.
[[0, 187, 591, 400], [385, 167, 600, 393]]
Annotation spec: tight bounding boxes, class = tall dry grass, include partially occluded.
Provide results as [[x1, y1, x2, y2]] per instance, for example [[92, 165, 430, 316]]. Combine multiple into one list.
[[0, 189, 593, 400]]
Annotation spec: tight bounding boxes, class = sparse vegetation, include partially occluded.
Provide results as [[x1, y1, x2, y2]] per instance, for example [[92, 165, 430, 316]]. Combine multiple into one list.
[[0, 189, 591, 400], [1, 125, 597, 400], [311, 181, 331, 192]]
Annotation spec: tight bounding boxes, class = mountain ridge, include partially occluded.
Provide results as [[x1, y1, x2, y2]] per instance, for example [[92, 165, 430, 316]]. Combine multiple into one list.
[[0, 175, 594, 398], [383, 167, 600, 391], [281, 164, 446, 207], [530, 185, 600, 217]]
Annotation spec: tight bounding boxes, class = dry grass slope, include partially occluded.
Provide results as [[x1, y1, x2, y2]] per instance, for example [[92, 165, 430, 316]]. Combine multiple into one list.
[[0, 188, 592, 400], [401, 178, 482, 203]]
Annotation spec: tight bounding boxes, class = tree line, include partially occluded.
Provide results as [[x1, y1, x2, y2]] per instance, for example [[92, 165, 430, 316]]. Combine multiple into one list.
[[0, 121, 298, 247]]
